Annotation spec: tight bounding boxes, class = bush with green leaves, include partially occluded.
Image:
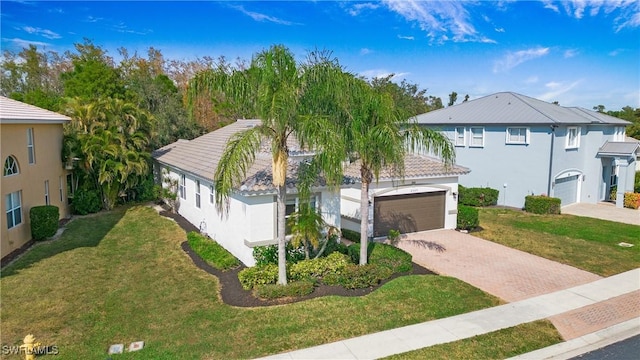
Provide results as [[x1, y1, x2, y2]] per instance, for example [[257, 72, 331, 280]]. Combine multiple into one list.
[[72, 188, 102, 215], [323, 263, 393, 289], [238, 264, 279, 290], [187, 232, 240, 271], [288, 252, 351, 281], [524, 195, 561, 214], [341, 228, 361, 243], [30, 205, 59, 241], [252, 243, 306, 266], [457, 205, 479, 230], [254, 280, 316, 299], [635, 171, 640, 193], [458, 185, 499, 207], [347, 242, 413, 273], [129, 174, 161, 202]]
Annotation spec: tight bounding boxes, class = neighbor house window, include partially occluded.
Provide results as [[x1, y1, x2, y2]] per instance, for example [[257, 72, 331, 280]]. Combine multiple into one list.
[[6, 191, 22, 229], [284, 195, 318, 235], [506, 127, 529, 144], [613, 126, 626, 141], [44, 180, 50, 205], [59, 176, 64, 202], [209, 185, 214, 204], [454, 127, 466, 146], [470, 127, 484, 147], [3, 156, 19, 176], [27, 128, 35, 164], [66, 173, 75, 197], [566, 127, 580, 149], [179, 174, 186, 199], [195, 180, 201, 208]]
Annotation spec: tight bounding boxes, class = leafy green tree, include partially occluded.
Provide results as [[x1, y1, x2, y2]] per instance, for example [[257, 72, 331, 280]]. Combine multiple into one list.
[[191, 45, 339, 285], [607, 106, 640, 139], [448, 91, 458, 107], [370, 75, 440, 116]]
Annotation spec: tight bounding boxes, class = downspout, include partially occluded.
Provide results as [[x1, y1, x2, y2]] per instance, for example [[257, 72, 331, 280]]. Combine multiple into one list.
[[547, 125, 557, 195]]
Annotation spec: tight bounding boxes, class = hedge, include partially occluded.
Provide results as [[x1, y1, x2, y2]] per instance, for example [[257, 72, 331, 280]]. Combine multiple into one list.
[[341, 228, 361, 243], [524, 195, 561, 214], [30, 205, 59, 240], [457, 205, 479, 230], [72, 188, 102, 215], [187, 231, 240, 271], [623, 192, 640, 210], [458, 185, 499, 207]]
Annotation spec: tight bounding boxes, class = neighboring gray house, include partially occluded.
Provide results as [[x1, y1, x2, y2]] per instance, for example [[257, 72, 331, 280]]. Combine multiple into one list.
[[415, 92, 638, 209]]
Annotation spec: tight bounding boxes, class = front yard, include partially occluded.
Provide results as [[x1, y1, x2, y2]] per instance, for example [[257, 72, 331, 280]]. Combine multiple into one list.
[[476, 208, 640, 276], [1, 206, 504, 359]]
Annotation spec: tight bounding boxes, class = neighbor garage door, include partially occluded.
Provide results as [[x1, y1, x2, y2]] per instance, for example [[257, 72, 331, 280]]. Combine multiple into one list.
[[554, 175, 579, 205], [373, 191, 445, 237]]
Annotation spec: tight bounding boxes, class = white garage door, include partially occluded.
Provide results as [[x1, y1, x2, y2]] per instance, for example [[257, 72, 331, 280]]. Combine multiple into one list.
[[555, 175, 579, 205]]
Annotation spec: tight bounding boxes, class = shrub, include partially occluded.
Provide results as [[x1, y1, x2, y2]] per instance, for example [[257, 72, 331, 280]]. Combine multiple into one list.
[[322, 234, 349, 256], [347, 242, 412, 273], [341, 228, 361, 243], [623, 192, 640, 210], [387, 229, 400, 245], [187, 232, 240, 271], [457, 205, 479, 230], [253, 243, 306, 266], [238, 264, 279, 290], [323, 263, 393, 289], [524, 195, 561, 214], [288, 252, 351, 281], [254, 280, 315, 299], [30, 205, 59, 241], [129, 175, 161, 202], [458, 186, 499, 207], [635, 172, 640, 193], [72, 188, 102, 215]]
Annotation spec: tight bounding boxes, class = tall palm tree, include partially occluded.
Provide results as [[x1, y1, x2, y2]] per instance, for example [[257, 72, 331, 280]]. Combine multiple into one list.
[[192, 45, 340, 285]]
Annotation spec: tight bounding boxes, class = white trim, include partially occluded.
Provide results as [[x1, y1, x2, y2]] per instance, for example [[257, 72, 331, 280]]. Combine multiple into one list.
[[613, 126, 626, 142], [195, 180, 201, 209], [44, 180, 50, 205], [454, 126, 466, 147], [566, 126, 580, 149], [470, 127, 485, 147], [209, 184, 214, 204], [5, 190, 22, 229], [27, 127, 35, 164], [506, 127, 529, 145], [179, 173, 186, 199]]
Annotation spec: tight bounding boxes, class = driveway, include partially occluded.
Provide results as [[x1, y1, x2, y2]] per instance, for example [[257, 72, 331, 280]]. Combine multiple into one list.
[[397, 229, 601, 302], [562, 203, 640, 226]]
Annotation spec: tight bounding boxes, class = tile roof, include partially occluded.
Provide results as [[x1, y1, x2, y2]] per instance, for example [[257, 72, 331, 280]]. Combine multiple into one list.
[[0, 96, 71, 124], [153, 120, 465, 194], [414, 92, 631, 126], [343, 154, 470, 181], [597, 141, 640, 157]]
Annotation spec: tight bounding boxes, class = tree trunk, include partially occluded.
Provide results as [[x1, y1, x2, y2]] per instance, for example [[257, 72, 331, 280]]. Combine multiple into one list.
[[359, 179, 370, 265], [276, 184, 288, 285]]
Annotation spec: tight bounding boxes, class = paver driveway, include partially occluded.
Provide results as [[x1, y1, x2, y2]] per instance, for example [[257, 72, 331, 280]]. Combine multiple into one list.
[[397, 229, 601, 302]]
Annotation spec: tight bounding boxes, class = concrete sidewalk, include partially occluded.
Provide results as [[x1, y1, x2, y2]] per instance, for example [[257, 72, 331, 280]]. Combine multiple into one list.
[[256, 269, 640, 360], [562, 203, 640, 226]]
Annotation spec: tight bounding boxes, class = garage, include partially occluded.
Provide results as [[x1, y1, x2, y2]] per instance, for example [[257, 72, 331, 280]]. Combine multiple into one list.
[[373, 191, 446, 237], [554, 175, 579, 205]]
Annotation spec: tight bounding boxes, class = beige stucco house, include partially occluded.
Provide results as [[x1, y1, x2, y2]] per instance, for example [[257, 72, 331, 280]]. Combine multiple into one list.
[[1, 96, 71, 261]]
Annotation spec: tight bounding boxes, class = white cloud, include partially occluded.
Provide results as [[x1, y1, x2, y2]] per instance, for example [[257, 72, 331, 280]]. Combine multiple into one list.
[[493, 47, 550, 73], [381, 0, 495, 43], [495, 27, 505, 33], [22, 26, 61, 39], [525, 76, 539, 84], [346, 2, 380, 16], [360, 48, 372, 55], [230, 5, 297, 26], [358, 69, 409, 81], [541, 0, 560, 13], [85, 16, 103, 23], [542, 1, 640, 31], [3, 37, 51, 49], [113, 22, 152, 36], [608, 48, 624, 56], [537, 79, 583, 102], [564, 49, 578, 58], [398, 35, 415, 40]]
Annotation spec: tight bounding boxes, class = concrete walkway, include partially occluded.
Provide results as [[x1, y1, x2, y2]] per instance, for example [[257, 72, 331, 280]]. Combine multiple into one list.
[[256, 269, 640, 359], [562, 203, 640, 226]]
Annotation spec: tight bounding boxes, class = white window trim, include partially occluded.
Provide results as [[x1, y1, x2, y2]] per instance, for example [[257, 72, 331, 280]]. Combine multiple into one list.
[[506, 127, 530, 145], [45, 180, 50, 205], [454, 127, 466, 147], [470, 127, 485, 148], [6, 191, 22, 229], [179, 174, 186, 199], [195, 180, 201, 209], [613, 126, 626, 142], [27, 128, 35, 164], [209, 185, 214, 204], [566, 126, 580, 149], [3, 155, 19, 176], [59, 176, 64, 202]]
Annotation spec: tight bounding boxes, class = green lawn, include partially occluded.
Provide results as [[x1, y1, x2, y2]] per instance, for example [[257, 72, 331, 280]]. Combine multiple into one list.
[[476, 208, 640, 276], [1, 206, 504, 359]]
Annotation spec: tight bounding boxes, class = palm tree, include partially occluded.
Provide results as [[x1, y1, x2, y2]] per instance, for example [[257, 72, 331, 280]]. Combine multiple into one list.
[[302, 74, 456, 265], [192, 45, 341, 285]]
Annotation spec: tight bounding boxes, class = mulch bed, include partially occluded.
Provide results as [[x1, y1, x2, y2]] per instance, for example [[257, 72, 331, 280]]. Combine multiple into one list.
[[160, 209, 436, 308]]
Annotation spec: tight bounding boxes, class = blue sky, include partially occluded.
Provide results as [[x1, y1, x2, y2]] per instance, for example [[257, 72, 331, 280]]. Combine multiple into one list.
[[1, 0, 639, 110]]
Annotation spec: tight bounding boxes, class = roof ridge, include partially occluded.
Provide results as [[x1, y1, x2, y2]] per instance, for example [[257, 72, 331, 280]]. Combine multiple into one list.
[[509, 92, 559, 124]]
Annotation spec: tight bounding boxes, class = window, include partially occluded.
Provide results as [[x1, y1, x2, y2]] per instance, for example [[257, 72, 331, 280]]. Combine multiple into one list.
[[179, 174, 186, 199], [284, 195, 318, 235], [27, 128, 35, 164], [59, 176, 64, 202], [195, 180, 201, 208], [44, 180, 50, 205], [454, 127, 465, 146], [3, 156, 19, 176], [66, 173, 75, 197], [209, 185, 214, 204], [470, 127, 484, 147], [613, 126, 626, 142], [566, 126, 580, 149], [506, 127, 529, 144], [6, 191, 22, 229]]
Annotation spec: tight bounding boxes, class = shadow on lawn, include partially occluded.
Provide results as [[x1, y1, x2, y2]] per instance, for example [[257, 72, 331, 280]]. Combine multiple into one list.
[[0, 208, 126, 277]]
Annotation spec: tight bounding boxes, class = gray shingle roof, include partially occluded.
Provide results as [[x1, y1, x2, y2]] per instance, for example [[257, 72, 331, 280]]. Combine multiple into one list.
[[153, 120, 466, 193], [414, 92, 631, 126], [0, 96, 71, 124], [597, 141, 640, 157], [343, 154, 470, 181]]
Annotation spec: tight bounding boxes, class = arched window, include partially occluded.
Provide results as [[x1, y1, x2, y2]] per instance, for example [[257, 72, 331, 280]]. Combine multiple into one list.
[[3, 156, 19, 176]]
